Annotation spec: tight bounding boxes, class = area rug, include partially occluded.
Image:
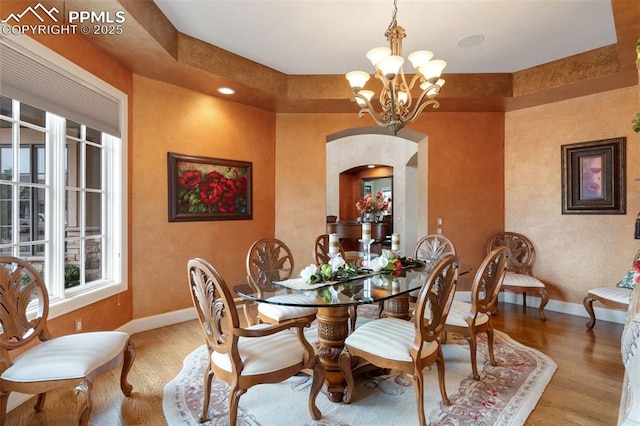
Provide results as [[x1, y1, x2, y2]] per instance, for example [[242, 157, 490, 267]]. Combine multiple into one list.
[[163, 321, 556, 425]]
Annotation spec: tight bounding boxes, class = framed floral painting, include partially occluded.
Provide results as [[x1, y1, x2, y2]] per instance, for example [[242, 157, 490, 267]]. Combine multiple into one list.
[[167, 152, 252, 222], [561, 137, 625, 214]]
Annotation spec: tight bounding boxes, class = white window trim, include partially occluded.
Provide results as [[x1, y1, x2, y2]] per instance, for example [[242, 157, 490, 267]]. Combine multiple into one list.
[[2, 34, 128, 320]]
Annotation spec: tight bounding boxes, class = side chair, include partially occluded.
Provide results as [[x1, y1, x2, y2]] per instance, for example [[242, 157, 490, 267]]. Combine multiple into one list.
[[583, 248, 640, 329], [338, 255, 459, 426], [187, 258, 324, 425], [443, 246, 509, 380], [0, 256, 135, 426], [246, 238, 317, 325], [487, 232, 549, 320]]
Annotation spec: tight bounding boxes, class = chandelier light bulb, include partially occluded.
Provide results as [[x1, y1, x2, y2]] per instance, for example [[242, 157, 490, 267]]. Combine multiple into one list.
[[366, 47, 391, 67], [346, 71, 371, 91], [377, 55, 404, 80], [420, 78, 445, 91], [408, 50, 434, 70], [355, 90, 375, 106], [397, 91, 408, 105], [421, 79, 445, 98], [420, 59, 447, 82]]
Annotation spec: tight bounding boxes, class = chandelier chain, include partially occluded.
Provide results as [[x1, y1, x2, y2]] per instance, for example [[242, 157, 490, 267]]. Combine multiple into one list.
[[386, 0, 399, 35]]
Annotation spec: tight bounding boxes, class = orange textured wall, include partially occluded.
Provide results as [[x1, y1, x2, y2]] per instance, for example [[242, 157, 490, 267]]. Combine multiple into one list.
[[505, 87, 639, 304], [275, 112, 504, 275], [131, 76, 276, 318], [418, 112, 505, 273]]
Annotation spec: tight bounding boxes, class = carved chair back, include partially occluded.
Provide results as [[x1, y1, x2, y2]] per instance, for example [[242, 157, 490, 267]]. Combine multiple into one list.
[[246, 238, 295, 288], [470, 247, 509, 316], [413, 254, 459, 346], [188, 258, 239, 357], [314, 234, 346, 265], [0, 257, 52, 354], [413, 234, 456, 264], [487, 232, 534, 275]]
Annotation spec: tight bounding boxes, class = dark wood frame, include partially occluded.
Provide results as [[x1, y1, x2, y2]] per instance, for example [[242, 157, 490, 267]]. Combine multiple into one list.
[[168, 152, 253, 222], [561, 137, 625, 214]]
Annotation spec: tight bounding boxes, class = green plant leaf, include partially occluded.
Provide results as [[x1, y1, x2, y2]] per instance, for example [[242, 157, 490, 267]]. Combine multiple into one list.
[[633, 112, 640, 133]]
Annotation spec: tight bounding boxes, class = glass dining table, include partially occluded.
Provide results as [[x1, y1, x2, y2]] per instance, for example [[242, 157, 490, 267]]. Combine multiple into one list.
[[234, 264, 433, 403]]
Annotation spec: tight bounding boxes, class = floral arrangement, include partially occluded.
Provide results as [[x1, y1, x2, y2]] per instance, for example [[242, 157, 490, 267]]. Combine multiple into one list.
[[301, 254, 419, 284], [301, 256, 358, 284], [356, 191, 391, 214], [177, 167, 248, 214]]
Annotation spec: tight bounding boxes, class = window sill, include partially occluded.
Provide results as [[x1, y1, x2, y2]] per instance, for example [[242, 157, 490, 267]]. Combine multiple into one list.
[[47, 281, 126, 320]]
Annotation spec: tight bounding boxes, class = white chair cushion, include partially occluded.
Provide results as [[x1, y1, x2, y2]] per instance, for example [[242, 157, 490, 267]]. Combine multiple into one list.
[[589, 287, 632, 304], [212, 325, 305, 375], [444, 300, 489, 328], [502, 271, 545, 288], [258, 294, 317, 321], [344, 317, 437, 362], [2, 331, 129, 382]]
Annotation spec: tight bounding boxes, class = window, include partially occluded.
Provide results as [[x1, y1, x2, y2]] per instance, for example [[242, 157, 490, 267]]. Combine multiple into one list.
[[0, 35, 127, 319]]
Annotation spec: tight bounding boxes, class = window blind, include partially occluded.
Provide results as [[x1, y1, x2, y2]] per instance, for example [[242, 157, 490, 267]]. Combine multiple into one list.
[[0, 39, 121, 137]]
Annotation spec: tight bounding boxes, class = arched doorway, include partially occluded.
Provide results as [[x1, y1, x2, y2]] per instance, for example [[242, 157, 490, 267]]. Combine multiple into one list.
[[326, 127, 428, 254]]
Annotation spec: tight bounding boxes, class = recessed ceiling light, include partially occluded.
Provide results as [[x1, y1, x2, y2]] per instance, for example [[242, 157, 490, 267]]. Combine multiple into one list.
[[457, 34, 485, 48], [217, 87, 235, 95]]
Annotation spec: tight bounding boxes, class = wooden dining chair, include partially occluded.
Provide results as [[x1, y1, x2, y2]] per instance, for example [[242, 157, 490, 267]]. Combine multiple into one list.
[[413, 234, 457, 263], [443, 246, 509, 380], [188, 258, 324, 425], [246, 238, 317, 325], [338, 255, 459, 426], [0, 256, 136, 425], [407, 233, 457, 303], [314, 234, 346, 264], [487, 232, 549, 320]]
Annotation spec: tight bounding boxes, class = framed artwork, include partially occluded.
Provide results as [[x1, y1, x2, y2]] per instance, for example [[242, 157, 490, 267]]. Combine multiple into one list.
[[168, 152, 252, 222], [561, 137, 625, 214]]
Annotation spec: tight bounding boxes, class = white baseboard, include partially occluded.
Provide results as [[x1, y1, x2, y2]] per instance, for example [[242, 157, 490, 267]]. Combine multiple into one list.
[[116, 307, 197, 335]]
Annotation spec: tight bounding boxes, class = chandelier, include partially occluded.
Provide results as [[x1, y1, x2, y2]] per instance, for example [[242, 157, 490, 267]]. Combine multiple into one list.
[[345, 0, 446, 134]]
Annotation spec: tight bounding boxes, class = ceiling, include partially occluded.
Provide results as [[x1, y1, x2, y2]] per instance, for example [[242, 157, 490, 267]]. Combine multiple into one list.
[[30, 0, 637, 113], [152, 0, 617, 75]]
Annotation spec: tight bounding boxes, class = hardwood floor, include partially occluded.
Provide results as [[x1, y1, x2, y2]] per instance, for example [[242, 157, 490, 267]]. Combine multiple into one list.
[[5, 302, 624, 425]]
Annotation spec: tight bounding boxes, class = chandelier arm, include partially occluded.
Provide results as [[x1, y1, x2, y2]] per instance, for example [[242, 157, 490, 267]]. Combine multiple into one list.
[[403, 97, 440, 125], [407, 73, 422, 91], [387, 80, 399, 123], [386, 80, 404, 133], [359, 107, 392, 127], [351, 94, 391, 127], [376, 82, 392, 122], [396, 70, 413, 110]]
